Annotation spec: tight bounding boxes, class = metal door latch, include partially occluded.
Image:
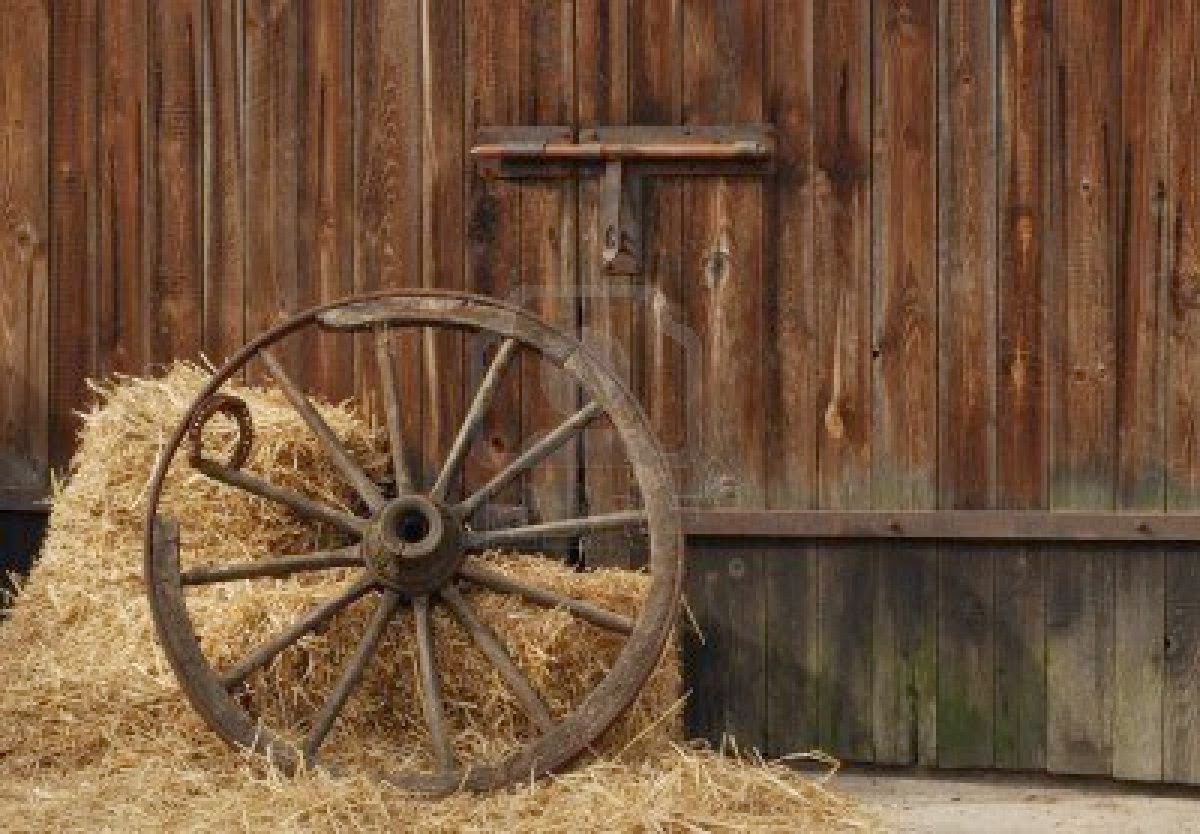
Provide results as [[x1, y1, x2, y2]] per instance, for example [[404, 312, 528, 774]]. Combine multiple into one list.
[[471, 125, 775, 274]]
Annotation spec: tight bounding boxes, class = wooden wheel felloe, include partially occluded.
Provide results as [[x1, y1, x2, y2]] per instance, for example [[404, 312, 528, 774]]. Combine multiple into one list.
[[143, 290, 683, 793]]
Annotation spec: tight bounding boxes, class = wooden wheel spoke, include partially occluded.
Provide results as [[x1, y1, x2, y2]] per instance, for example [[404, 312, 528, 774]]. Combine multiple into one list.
[[466, 510, 647, 550], [440, 585, 555, 734], [457, 401, 604, 517], [430, 337, 519, 502], [459, 558, 634, 636], [193, 459, 366, 537], [413, 595, 455, 771], [259, 348, 386, 513], [304, 589, 402, 762], [219, 578, 373, 689], [375, 326, 415, 494], [181, 547, 363, 586]]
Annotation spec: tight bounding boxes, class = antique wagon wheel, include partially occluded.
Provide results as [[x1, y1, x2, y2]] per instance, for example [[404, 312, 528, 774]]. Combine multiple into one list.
[[143, 289, 682, 793]]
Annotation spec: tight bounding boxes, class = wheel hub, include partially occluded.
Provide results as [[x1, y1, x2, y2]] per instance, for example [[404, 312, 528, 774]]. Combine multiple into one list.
[[361, 495, 465, 596]]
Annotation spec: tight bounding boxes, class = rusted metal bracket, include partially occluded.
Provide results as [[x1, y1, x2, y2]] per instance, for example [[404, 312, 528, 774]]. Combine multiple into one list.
[[471, 125, 775, 274]]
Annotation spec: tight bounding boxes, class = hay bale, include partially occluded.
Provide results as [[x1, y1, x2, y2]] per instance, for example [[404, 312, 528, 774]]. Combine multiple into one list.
[[0, 364, 877, 831]]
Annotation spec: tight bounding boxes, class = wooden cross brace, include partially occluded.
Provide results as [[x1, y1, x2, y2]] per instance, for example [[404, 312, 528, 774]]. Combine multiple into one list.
[[471, 125, 775, 274]]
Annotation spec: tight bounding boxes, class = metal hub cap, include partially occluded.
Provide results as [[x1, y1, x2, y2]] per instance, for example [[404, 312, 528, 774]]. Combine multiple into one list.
[[361, 495, 464, 596]]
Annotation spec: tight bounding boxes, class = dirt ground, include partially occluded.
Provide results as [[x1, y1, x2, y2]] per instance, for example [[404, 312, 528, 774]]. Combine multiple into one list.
[[837, 769, 1200, 832]]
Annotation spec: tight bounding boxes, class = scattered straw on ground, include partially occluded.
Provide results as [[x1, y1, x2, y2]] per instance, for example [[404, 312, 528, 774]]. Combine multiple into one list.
[[0, 363, 877, 832]]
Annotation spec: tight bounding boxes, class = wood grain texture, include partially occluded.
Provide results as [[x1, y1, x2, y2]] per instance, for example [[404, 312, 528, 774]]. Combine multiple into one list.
[[993, 546, 1046, 769], [813, 0, 874, 764], [463, 0, 523, 506], [679, 0, 767, 753], [681, 0, 766, 509], [997, 0, 1048, 509], [49, 0, 99, 472], [302, 0, 353, 402], [420, 0, 466, 490], [762, 0, 821, 763], [1164, 0, 1200, 784], [629, 0, 685, 495], [683, 539, 767, 754], [147, 0, 202, 364], [936, 0, 998, 770], [765, 0, 817, 511], [1111, 0, 1171, 781], [201, 0, 245, 365], [1166, 0, 1200, 512], [352, 0, 424, 484], [517, 0, 578, 535], [872, 0, 938, 768], [1165, 543, 1200, 782], [244, 0, 301, 381], [97, 0, 148, 375], [0, 1, 49, 496], [765, 541, 819, 757], [1045, 0, 1120, 777], [994, 0, 1049, 771], [875, 0, 937, 511], [1112, 545, 1164, 780], [577, 0, 637, 568]]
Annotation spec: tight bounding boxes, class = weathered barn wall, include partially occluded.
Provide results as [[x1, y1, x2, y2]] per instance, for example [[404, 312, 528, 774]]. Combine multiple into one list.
[[2, 0, 1200, 782]]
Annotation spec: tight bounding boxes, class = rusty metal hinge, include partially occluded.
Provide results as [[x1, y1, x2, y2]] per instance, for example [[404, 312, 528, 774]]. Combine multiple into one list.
[[471, 125, 775, 274]]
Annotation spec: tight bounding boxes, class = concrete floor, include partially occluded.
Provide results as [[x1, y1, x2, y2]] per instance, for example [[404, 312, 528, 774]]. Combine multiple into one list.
[[838, 769, 1200, 832]]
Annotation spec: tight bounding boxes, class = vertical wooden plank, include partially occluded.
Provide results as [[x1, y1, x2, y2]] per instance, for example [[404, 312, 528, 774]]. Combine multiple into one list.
[[201, 0, 245, 365], [1165, 546, 1200, 783], [420, 0, 465, 489], [818, 542, 874, 761], [1164, 0, 1200, 785], [994, 0, 1049, 772], [353, 0, 424, 481], [303, 0, 353, 401], [765, 1, 818, 513], [876, 2, 938, 511], [629, 0, 686, 495], [872, 0, 938, 767], [578, 0, 637, 568], [49, 0, 100, 470], [763, 0, 820, 757], [517, 0, 578, 532], [0, 1, 49, 497], [993, 547, 1046, 769], [1118, 3, 1170, 510], [936, 0, 999, 769], [244, 0, 300, 380], [147, 0, 203, 364], [463, 0, 522, 505], [1113, 547, 1164, 781], [1112, 0, 1170, 782], [679, 0, 766, 753], [765, 543, 820, 757], [681, 0, 766, 509], [1044, 0, 1120, 777], [683, 539, 767, 754], [875, 541, 937, 765], [97, 0, 148, 375], [813, 0, 874, 762]]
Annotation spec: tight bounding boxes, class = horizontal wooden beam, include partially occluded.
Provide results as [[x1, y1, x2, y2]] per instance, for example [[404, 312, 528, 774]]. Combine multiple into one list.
[[0, 490, 50, 513], [683, 510, 1200, 543]]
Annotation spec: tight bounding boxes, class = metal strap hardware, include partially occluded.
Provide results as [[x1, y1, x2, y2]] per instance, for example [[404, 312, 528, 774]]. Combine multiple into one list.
[[471, 125, 775, 274]]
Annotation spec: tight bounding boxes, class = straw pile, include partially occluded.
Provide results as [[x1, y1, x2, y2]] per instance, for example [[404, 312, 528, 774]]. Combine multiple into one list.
[[0, 363, 876, 832]]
